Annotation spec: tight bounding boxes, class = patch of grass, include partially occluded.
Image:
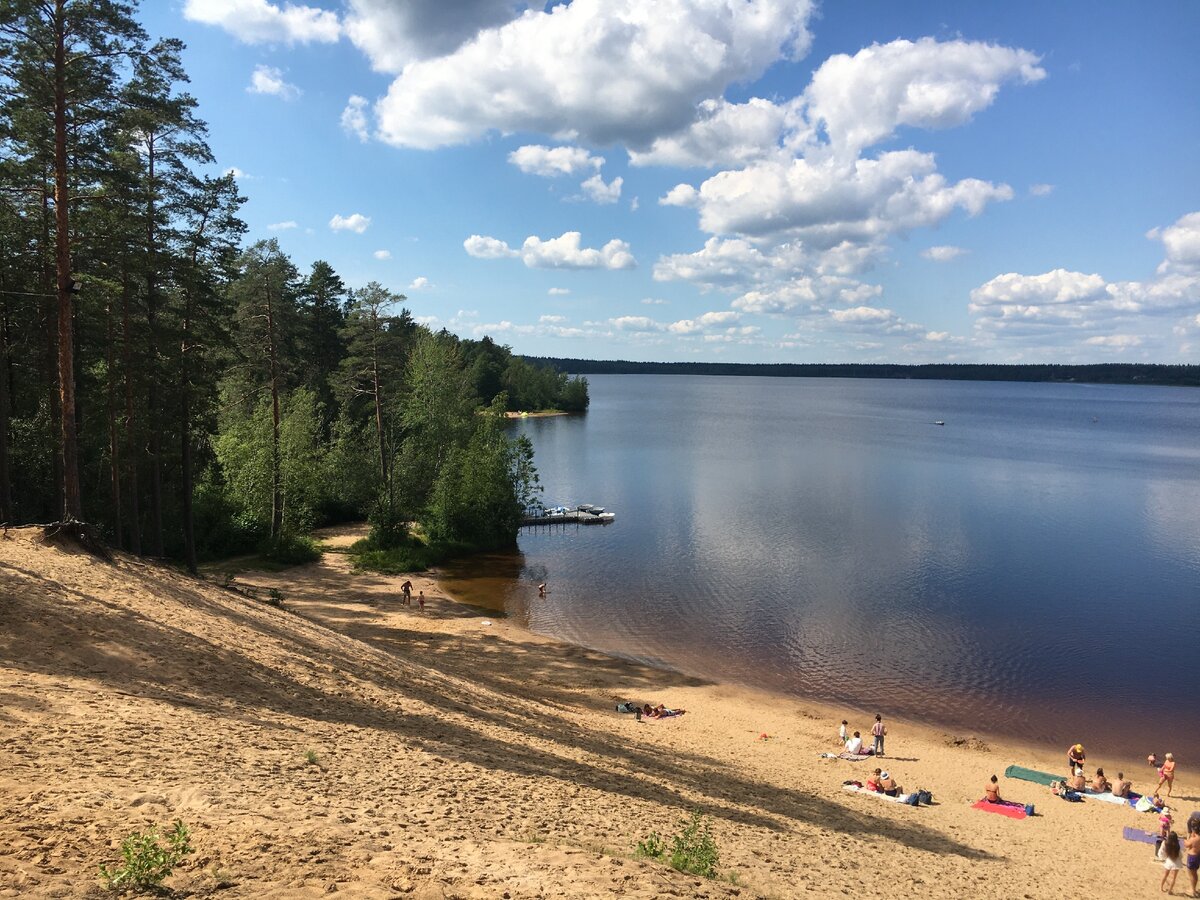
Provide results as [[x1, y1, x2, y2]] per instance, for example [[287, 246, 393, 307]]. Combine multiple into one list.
[[304, 749, 319, 766], [265, 588, 284, 607], [347, 535, 474, 575], [99, 819, 193, 893], [635, 810, 719, 879]]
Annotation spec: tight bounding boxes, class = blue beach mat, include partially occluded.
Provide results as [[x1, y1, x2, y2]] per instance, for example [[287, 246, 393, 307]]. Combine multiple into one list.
[[1122, 826, 1157, 845]]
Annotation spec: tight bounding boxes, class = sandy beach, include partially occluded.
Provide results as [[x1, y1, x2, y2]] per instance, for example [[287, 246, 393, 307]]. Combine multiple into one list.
[[1, 524, 1194, 898]]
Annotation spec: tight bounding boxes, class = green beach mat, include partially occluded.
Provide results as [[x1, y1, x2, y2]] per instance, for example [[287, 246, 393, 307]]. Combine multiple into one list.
[[1004, 765, 1060, 786]]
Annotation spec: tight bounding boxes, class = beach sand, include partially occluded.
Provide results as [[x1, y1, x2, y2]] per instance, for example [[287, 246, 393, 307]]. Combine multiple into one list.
[[1, 525, 1193, 898]]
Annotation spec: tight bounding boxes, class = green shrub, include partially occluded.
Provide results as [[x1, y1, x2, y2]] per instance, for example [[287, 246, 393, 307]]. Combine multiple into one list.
[[257, 534, 321, 565], [366, 501, 409, 550], [636, 810, 719, 879], [304, 749, 319, 765], [265, 588, 284, 607], [99, 819, 193, 892], [635, 831, 665, 860]]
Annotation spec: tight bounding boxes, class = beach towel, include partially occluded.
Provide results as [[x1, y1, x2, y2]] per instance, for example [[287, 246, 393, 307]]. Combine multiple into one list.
[[842, 784, 913, 805], [1085, 790, 1141, 806], [972, 799, 1028, 820], [1003, 765, 1060, 786], [643, 709, 685, 721], [1122, 826, 1158, 845], [820, 752, 872, 761]]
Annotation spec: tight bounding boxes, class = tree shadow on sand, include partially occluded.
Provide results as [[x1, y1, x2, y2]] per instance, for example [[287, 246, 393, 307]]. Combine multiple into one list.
[[0, 553, 996, 864]]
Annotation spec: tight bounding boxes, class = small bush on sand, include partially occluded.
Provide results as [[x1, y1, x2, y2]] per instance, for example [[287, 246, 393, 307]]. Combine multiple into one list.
[[636, 810, 719, 879], [257, 534, 321, 565], [99, 819, 193, 892], [305, 749, 319, 765]]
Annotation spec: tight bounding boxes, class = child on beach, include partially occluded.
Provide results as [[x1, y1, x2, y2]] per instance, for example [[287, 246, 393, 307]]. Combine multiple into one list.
[[418, 591, 425, 610], [839, 720, 848, 745], [1159, 832, 1182, 894]]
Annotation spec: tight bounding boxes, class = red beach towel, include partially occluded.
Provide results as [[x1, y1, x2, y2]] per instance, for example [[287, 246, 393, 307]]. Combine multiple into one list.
[[972, 799, 1027, 819]]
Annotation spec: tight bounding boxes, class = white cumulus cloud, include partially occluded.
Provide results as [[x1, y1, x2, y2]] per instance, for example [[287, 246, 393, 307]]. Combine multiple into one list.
[[267, 220, 297, 230], [344, 0, 524, 73], [374, 0, 815, 150], [804, 37, 1045, 157], [521, 232, 636, 270], [184, 0, 340, 44], [464, 235, 519, 259], [408, 276, 430, 290], [508, 145, 603, 177], [922, 245, 967, 262], [247, 65, 301, 100], [373, 249, 391, 260], [579, 173, 623, 204], [341, 96, 370, 142], [329, 213, 371, 233]]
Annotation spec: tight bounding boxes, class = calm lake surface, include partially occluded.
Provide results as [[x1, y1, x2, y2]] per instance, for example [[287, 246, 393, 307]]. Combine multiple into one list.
[[443, 376, 1200, 756]]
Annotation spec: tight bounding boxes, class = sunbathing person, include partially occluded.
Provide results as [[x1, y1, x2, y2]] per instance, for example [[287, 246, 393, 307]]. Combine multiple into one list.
[[646, 704, 685, 718], [1111, 772, 1132, 797], [845, 731, 865, 755], [866, 768, 882, 792], [984, 774, 1002, 803], [878, 771, 901, 797], [1069, 768, 1087, 792], [1091, 767, 1111, 793]]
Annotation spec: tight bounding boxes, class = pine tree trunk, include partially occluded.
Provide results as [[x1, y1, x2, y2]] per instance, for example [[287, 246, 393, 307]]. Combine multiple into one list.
[[0, 292, 12, 523], [53, 0, 82, 521], [42, 180, 63, 519], [105, 297, 123, 548], [145, 137, 164, 555], [264, 275, 283, 538], [180, 288, 196, 572], [121, 278, 142, 555]]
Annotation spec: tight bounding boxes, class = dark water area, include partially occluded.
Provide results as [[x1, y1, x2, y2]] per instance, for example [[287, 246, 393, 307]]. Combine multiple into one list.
[[442, 375, 1200, 758]]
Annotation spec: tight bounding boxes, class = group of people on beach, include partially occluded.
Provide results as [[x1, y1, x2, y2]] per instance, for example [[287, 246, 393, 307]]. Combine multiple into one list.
[[839, 714, 888, 757]]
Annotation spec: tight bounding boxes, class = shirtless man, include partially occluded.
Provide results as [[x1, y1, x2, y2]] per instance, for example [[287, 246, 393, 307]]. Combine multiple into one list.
[[1184, 822, 1200, 898], [1111, 771, 1132, 798], [1091, 768, 1111, 793], [1069, 768, 1087, 792], [400, 580, 413, 605], [984, 774, 1002, 803]]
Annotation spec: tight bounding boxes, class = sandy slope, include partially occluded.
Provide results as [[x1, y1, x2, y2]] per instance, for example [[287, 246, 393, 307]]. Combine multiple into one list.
[[0, 526, 1193, 899]]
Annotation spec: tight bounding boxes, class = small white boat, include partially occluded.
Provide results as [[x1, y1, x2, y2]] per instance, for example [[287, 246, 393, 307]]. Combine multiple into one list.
[[934, 420, 945, 426]]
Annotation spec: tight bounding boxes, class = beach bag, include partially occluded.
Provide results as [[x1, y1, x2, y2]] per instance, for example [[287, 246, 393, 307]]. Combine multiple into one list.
[[1063, 790, 1082, 802], [1024, 803, 1035, 816], [918, 790, 933, 806], [1135, 795, 1155, 812]]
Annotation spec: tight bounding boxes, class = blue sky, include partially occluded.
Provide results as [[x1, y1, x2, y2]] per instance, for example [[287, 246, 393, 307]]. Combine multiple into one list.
[[140, 0, 1200, 363]]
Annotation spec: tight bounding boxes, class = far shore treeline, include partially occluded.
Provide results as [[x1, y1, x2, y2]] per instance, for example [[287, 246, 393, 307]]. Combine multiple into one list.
[[0, 3, 585, 571], [525, 358, 1200, 387]]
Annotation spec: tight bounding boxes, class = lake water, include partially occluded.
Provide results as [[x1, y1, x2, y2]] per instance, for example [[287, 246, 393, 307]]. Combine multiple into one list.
[[442, 375, 1200, 756]]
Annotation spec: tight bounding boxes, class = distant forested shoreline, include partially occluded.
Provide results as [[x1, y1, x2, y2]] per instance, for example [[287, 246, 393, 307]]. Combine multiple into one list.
[[526, 359, 1200, 388]]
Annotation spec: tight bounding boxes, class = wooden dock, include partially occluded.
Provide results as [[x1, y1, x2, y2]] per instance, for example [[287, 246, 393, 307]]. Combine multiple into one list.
[[520, 507, 616, 527]]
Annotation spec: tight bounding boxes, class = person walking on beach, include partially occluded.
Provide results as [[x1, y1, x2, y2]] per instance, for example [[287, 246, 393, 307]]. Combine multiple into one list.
[[401, 580, 413, 605], [1156, 753, 1177, 798], [537, 582, 547, 597], [1159, 832, 1183, 894], [871, 714, 887, 757], [1067, 743, 1086, 776]]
